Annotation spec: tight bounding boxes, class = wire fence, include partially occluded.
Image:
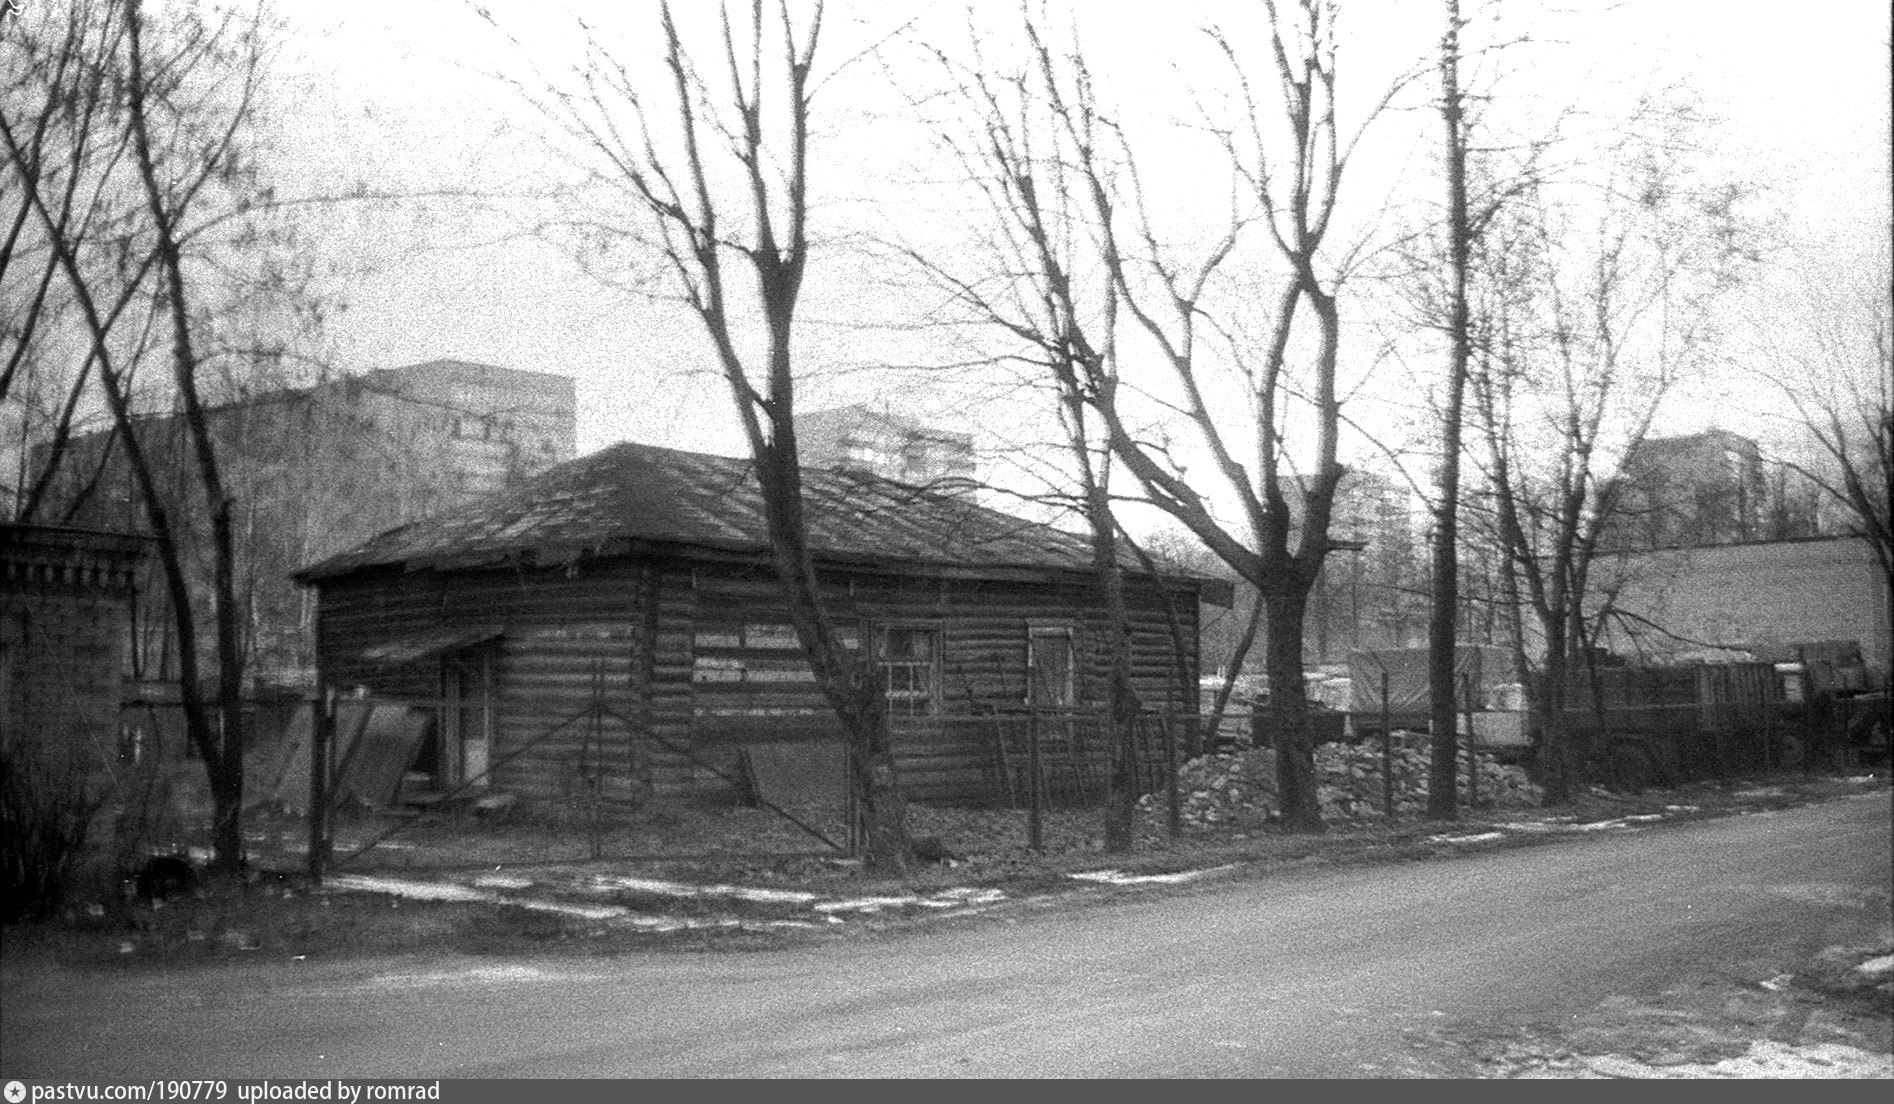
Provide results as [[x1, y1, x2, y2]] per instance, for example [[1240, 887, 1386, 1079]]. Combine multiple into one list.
[[89, 675, 1874, 878]]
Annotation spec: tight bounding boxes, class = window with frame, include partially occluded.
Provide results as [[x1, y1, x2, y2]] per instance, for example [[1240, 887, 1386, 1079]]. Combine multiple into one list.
[[875, 626, 939, 717], [1027, 625, 1075, 708]]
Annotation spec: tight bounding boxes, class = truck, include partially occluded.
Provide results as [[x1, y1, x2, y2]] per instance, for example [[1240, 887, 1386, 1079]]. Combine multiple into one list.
[[1345, 646, 1530, 760], [1348, 641, 1889, 791]]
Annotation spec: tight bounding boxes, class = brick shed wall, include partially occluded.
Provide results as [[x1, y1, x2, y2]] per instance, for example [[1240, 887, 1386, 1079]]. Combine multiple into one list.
[[2, 535, 142, 768]]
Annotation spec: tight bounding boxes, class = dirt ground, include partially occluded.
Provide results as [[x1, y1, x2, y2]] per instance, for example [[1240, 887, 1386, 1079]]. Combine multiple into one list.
[[1419, 939, 1894, 1078], [4, 769, 1884, 965], [5, 768, 1888, 1078]]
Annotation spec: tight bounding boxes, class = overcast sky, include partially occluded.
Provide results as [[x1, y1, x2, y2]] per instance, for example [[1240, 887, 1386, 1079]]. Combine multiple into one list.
[[275, 1, 1892, 476]]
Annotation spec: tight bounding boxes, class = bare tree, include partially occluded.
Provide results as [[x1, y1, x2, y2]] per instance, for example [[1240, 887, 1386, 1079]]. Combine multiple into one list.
[[1753, 269, 1893, 581], [2, 0, 309, 872], [1467, 98, 1757, 804], [1424, 0, 1473, 819], [904, 0, 1408, 832], [482, 1, 915, 874], [897, 12, 1151, 849], [1110, 0, 1408, 830], [1405, 0, 1546, 819]]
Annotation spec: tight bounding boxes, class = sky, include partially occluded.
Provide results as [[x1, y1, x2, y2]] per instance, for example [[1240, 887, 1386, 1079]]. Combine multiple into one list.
[[270, 0, 1893, 486]]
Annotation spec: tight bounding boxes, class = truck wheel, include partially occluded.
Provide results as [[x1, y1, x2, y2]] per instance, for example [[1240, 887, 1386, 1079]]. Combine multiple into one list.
[[1607, 744, 1653, 794]]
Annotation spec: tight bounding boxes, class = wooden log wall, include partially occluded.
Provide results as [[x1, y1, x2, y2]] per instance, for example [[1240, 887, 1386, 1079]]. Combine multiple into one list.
[[317, 555, 1205, 808], [315, 561, 696, 804], [317, 568, 443, 703], [684, 564, 1203, 804]]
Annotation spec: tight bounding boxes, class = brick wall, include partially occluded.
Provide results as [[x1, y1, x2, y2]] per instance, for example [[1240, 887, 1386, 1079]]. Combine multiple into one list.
[[1600, 536, 1892, 678], [1, 526, 145, 768]]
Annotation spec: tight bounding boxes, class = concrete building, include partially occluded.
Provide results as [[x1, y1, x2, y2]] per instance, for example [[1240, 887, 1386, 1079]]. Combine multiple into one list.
[[24, 359, 576, 689], [798, 404, 976, 490], [1604, 429, 1771, 550], [1308, 468, 1428, 661]]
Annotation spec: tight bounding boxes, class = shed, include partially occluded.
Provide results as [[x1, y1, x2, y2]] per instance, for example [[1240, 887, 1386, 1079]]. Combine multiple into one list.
[[295, 442, 1224, 806]]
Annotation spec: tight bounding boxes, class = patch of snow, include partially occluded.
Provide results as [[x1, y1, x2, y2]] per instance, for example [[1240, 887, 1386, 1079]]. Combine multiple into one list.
[[1067, 864, 1238, 885], [813, 895, 921, 914], [1566, 816, 1662, 832], [617, 915, 688, 932], [585, 874, 818, 904], [1664, 805, 1700, 813], [471, 873, 535, 890], [1425, 832, 1506, 845], [1732, 787, 1788, 799], [327, 875, 494, 903], [513, 899, 628, 921], [1572, 1041, 1893, 1079], [363, 965, 558, 990], [1854, 954, 1894, 981], [929, 887, 1008, 905], [585, 874, 704, 897], [708, 884, 820, 904]]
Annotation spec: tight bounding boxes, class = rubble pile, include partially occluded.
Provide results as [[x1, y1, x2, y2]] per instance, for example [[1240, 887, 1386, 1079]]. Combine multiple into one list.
[[1139, 742, 1541, 829]]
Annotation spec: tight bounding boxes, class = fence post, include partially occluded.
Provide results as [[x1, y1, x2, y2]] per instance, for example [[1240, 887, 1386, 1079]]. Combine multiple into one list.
[[1461, 673, 1479, 808], [1165, 713, 1181, 839], [844, 744, 861, 856], [307, 689, 333, 885], [1380, 669, 1395, 821], [1028, 709, 1043, 851]]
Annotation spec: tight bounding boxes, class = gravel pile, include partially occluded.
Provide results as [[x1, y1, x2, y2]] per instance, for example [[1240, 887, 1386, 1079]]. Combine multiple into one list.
[[1138, 742, 1541, 829]]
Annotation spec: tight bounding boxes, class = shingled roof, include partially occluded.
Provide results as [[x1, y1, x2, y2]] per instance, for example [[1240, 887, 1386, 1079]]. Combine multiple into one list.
[[297, 441, 1194, 585]]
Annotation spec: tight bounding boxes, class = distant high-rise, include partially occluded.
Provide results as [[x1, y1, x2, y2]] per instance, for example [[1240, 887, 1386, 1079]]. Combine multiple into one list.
[[1605, 428, 1769, 550], [798, 404, 976, 490], [1310, 468, 1428, 659]]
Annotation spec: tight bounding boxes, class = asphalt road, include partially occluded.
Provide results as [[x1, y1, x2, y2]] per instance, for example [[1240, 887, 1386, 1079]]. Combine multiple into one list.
[[5, 792, 1889, 1078]]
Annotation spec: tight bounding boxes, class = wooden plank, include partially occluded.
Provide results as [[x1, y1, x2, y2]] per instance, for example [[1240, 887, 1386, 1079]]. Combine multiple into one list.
[[333, 703, 430, 807]]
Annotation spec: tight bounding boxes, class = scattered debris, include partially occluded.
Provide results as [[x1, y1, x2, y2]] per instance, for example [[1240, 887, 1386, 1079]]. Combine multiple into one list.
[[1139, 744, 1541, 830]]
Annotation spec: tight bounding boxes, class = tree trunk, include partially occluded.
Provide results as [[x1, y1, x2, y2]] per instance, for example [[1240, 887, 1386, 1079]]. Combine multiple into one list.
[[1534, 637, 1575, 806], [755, 447, 912, 877], [1265, 589, 1323, 831], [1426, 0, 1471, 822], [1090, 490, 1140, 854]]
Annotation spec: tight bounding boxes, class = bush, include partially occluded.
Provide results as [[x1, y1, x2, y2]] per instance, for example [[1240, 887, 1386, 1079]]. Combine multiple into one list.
[[0, 749, 108, 923]]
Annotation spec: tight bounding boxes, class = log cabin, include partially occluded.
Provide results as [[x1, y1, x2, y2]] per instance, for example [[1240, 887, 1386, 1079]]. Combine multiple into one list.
[[294, 442, 1226, 806]]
